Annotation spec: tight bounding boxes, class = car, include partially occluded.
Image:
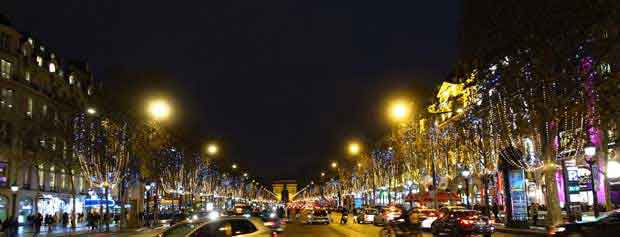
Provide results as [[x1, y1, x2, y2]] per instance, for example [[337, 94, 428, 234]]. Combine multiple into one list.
[[158, 216, 274, 237], [409, 208, 439, 229], [228, 204, 252, 218], [554, 210, 620, 237], [430, 209, 494, 237], [374, 206, 403, 226], [356, 208, 379, 224], [259, 209, 277, 222], [300, 208, 330, 224]]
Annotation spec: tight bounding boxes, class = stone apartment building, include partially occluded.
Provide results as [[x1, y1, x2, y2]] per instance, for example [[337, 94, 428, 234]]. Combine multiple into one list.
[[0, 14, 99, 224]]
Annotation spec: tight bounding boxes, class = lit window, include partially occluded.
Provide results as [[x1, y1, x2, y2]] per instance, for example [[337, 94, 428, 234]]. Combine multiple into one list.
[[0, 89, 13, 109], [78, 176, 84, 192], [1, 59, 11, 79], [87, 87, 93, 95], [69, 75, 74, 85], [50, 137, 56, 151], [27, 98, 33, 117], [25, 71, 31, 82], [49, 63, 56, 73], [49, 166, 56, 189], [36, 56, 43, 66], [61, 169, 66, 190], [38, 166, 45, 189], [42, 104, 47, 117]]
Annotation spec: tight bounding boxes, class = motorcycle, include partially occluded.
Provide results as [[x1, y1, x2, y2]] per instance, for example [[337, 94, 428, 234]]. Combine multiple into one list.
[[379, 219, 423, 237], [340, 214, 348, 224]]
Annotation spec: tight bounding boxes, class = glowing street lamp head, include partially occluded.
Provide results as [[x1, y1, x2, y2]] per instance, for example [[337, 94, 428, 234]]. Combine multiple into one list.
[[388, 99, 412, 123], [148, 99, 171, 121], [86, 107, 97, 115], [243, 173, 248, 177], [232, 164, 238, 169], [321, 172, 325, 177], [207, 143, 219, 155], [331, 162, 338, 169], [348, 142, 361, 156]]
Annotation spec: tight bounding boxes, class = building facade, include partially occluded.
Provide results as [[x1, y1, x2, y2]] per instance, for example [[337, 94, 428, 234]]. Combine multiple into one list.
[[0, 14, 98, 224]]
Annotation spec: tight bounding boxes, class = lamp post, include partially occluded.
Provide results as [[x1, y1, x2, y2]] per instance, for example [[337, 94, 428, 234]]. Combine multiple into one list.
[[10, 184, 19, 217], [462, 169, 471, 208], [145, 183, 152, 227], [585, 145, 599, 217]]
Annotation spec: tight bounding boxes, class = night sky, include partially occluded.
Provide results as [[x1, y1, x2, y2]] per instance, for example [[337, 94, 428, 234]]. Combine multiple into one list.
[[4, 1, 459, 184]]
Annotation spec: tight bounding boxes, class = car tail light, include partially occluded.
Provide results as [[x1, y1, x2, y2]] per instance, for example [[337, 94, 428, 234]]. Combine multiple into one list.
[[460, 219, 474, 225]]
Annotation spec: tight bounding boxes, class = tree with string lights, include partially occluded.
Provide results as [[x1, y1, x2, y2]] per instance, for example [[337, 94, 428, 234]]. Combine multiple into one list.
[[73, 113, 130, 231]]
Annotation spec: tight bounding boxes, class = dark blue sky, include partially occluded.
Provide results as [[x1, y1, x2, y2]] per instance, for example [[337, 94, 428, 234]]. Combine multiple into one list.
[[4, 0, 459, 183]]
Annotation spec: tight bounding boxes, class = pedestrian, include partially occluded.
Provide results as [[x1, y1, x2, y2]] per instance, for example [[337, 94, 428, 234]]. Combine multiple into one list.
[[33, 213, 43, 236], [2, 216, 17, 237], [62, 212, 69, 229], [492, 202, 500, 221], [46, 214, 53, 232], [531, 203, 539, 226]]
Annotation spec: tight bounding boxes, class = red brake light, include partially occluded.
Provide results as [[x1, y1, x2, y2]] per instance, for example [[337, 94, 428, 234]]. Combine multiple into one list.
[[459, 219, 474, 225]]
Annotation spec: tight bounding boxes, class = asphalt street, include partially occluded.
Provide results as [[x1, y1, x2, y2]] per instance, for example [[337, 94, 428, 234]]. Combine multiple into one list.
[[62, 215, 530, 237]]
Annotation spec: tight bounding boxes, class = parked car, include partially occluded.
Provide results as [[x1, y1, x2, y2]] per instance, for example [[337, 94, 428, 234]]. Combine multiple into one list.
[[430, 210, 494, 237], [300, 208, 330, 224], [158, 216, 273, 237], [357, 208, 379, 224], [374, 206, 403, 226], [555, 210, 620, 237]]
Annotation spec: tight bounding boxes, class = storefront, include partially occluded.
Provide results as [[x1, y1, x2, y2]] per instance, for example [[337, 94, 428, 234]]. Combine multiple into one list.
[[0, 195, 7, 221], [17, 197, 33, 224], [36, 194, 86, 217]]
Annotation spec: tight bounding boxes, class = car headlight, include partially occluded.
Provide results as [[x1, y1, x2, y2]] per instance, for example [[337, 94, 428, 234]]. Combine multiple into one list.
[[208, 211, 219, 220], [192, 214, 198, 220], [555, 227, 566, 232], [243, 214, 251, 218]]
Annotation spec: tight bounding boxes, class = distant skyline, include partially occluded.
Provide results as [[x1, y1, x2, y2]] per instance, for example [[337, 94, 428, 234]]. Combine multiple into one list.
[[4, 0, 459, 183]]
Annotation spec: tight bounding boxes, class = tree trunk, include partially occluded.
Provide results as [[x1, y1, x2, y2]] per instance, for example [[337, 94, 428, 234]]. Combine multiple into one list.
[[602, 126, 612, 211], [542, 147, 562, 228], [70, 172, 76, 228]]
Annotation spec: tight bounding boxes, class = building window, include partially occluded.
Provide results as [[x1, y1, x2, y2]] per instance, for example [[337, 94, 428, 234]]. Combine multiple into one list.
[[0, 162, 8, 187], [60, 169, 66, 191], [1, 59, 11, 79], [22, 167, 30, 189], [36, 56, 43, 66], [68, 75, 74, 85], [25, 71, 31, 82], [42, 104, 47, 117], [50, 137, 56, 151], [0, 33, 9, 50], [49, 63, 56, 73], [26, 98, 33, 117], [49, 166, 55, 190], [1, 89, 14, 109], [38, 165, 44, 190]]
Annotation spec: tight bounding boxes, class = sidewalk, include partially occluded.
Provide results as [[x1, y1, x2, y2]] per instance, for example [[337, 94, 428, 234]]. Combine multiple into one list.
[[14, 224, 120, 237], [494, 223, 549, 236]]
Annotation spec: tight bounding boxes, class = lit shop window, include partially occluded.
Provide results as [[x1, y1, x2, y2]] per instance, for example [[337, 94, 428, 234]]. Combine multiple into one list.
[[25, 71, 31, 82], [0, 89, 14, 109], [69, 75, 74, 85], [49, 63, 56, 73], [42, 104, 47, 117], [61, 169, 66, 190], [38, 165, 45, 189], [36, 56, 43, 66]]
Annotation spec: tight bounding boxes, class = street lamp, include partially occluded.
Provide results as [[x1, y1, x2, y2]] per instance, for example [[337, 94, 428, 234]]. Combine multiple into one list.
[[232, 164, 238, 169], [348, 142, 361, 156], [387, 99, 412, 123], [147, 99, 171, 121], [207, 143, 219, 156], [462, 169, 471, 208], [243, 173, 248, 178], [331, 162, 338, 169], [584, 144, 599, 217], [10, 184, 18, 216], [86, 107, 97, 115]]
